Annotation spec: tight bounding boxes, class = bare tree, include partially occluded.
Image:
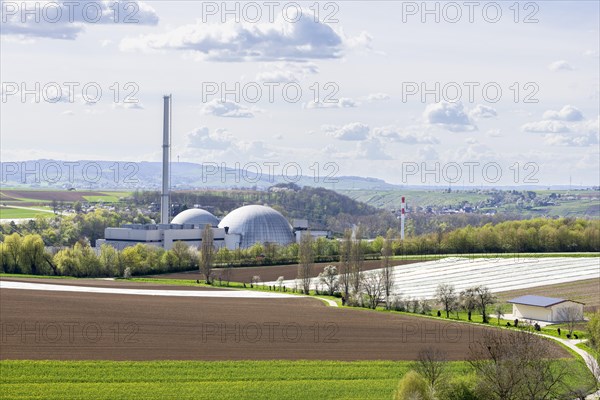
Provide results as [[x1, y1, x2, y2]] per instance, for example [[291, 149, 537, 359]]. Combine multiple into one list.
[[472, 285, 496, 323], [382, 230, 395, 309], [459, 288, 478, 321], [414, 347, 448, 392], [556, 305, 583, 336], [494, 304, 505, 325], [362, 270, 385, 309], [222, 264, 232, 286], [338, 229, 353, 300], [318, 265, 338, 296], [297, 233, 314, 294], [276, 276, 284, 291], [51, 199, 58, 214], [435, 283, 457, 318], [349, 226, 364, 294], [469, 329, 567, 400], [199, 224, 215, 284]]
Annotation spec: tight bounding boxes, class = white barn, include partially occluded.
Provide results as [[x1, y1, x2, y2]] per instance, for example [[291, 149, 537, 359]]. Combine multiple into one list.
[[508, 295, 585, 323]]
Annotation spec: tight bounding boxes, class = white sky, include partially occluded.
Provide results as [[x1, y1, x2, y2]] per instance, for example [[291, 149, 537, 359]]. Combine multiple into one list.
[[1, 1, 599, 186]]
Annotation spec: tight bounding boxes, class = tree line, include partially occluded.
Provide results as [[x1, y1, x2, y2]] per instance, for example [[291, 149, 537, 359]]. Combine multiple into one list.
[[1, 217, 598, 278]]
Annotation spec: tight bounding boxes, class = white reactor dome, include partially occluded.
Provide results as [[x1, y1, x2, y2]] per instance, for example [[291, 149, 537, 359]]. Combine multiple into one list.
[[171, 208, 220, 227], [218, 205, 295, 248]]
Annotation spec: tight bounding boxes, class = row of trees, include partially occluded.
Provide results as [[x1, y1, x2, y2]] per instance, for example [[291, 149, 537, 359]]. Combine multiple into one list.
[[3, 215, 598, 263], [0, 209, 152, 247], [0, 227, 216, 280], [435, 284, 496, 323], [1, 217, 598, 278]]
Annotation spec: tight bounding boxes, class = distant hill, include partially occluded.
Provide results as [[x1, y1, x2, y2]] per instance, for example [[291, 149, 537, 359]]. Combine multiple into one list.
[[340, 189, 600, 219], [134, 183, 380, 230], [0, 160, 398, 191], [3, 159, 595, 192]]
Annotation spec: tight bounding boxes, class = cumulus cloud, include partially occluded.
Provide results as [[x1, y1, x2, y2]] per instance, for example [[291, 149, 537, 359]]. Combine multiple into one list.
[[542, 105, 584, 121], [186, 127, 233, 150], [371, 126, 439, 144], [487, 129, 502, 137], [544, 133, 598, 147], [578, 116, 600, 134], [418, 145, 439, 160], [521, 120, 570, 133], [366, 93, 390, 102], [120, 9, 367, 61], [357, 138, 391, 160], [256, 62, 319, 82], [469, 104, 497, 119], [523, 111, 598, 147], [548, 60, 573, 71], [201, 99, 256, 118], [113, 102, 145, 110], [306, 98, 357, 109], [323, 122, 369, 140], [1, 1, 158, 41], [423, 102, 477, 132], [183, 127, 282, 162], [345, 31, 373, 49], [522, 106, 589, 134]]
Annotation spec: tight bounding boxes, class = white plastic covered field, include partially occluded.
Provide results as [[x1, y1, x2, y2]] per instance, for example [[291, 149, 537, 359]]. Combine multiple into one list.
[[267, 257, 599, 299]]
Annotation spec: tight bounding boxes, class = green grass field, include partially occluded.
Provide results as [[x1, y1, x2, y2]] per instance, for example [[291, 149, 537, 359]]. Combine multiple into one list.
[[0, 359, 591, 400], [82, 195, 121, 203], [0, 207, 54, 219]]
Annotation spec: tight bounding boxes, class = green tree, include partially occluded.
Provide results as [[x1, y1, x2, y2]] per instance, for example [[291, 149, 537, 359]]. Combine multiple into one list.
[[19, 234, 48, 275], [99, 244, 120, 276], [394, 371, 433, 400], [2, 233, 22, 273]]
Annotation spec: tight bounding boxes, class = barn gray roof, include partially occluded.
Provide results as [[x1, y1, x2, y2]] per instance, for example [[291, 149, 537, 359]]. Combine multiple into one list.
[[507, 295, 583, 307]]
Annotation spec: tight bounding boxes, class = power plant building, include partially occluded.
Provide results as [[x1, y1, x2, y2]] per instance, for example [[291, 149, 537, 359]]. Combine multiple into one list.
[[98, 95, 328, 251], [98, 205, 307, 251]]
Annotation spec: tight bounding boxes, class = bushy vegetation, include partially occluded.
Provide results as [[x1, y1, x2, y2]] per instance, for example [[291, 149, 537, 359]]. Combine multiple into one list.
[[394, 370, 433, 400], [0, 208, 151, 247], [1, 217, 598, 278], [397, 217, 600, 254], [588, 312, 600, 351], [0, 234, 196, 277]]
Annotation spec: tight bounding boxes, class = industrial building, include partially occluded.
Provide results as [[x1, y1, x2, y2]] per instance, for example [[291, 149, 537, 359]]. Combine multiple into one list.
[[507, 295, 585, 323], [98, 95, 328, 251], [97, 204, 315, 251]]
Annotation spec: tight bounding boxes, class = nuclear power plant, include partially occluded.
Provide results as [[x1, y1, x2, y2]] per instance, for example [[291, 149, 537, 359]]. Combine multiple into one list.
[[97, 95, 328, 251]]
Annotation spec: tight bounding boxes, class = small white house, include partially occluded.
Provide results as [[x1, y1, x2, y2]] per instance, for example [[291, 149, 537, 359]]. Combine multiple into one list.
[[508, 295, 585, 323]]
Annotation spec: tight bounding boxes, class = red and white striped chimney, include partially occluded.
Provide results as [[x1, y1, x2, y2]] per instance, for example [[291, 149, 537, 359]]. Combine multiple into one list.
[[400, 196, 405, 240]]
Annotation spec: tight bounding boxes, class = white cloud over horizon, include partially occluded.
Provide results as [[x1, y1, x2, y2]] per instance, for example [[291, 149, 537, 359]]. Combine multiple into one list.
[[1, 2, 598, 186]]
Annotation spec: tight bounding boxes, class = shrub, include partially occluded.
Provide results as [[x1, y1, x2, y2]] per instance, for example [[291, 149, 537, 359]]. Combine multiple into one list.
[[389, 296, 406, 312], [587, 311, 600, 351], [123, 267, 131, 279], [394, 370, 433, 400], [440, 380, 481, 400]]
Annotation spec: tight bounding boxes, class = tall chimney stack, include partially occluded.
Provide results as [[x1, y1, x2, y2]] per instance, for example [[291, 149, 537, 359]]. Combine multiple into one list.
[[160, 95, 171, 225], [400, 196, 405, 240]]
